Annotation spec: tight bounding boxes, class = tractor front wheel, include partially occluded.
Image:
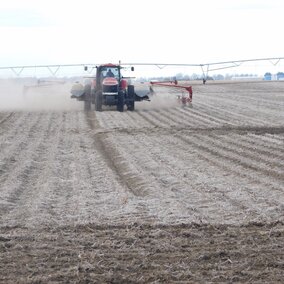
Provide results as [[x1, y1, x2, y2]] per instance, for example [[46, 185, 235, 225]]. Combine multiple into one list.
[[95, 91, 103, 111], [117, 91, 125, 112]]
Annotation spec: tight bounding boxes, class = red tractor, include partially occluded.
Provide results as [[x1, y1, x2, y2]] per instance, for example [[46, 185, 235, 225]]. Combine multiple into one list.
[[72, 63, 149, 112], [71, 63, 193, 111]]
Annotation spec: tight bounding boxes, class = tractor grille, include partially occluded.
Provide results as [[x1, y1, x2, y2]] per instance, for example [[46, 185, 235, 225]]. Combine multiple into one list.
[[103, 84, 118, 93]]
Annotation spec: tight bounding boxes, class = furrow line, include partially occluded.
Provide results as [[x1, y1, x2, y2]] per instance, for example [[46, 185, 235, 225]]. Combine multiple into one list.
[[110, 133, 200, 222], [176, 105, 234, 126], [126, 110, 153, 129], [0, 112, 55, 217], [200, 97, 284, 124], [196, 101, 267, 126], [0, 112, 15, 125], [4, 112, 65, 226], [190, 102, 241, 126], [261, 133, 284, 144], [0, 112, 33, 150], [135, 110, 167, 128], [145, 109, 179, 128], [200, 133, 284, 173], [221, 134, 284, 165], [0, 112, 45, 186], [160, 107, 216, 128], [87, 112, 152, 198], [95, 111, 119, 129], [238, 133, 284, 153], [208, 91, 284, 108], [175, 133, 283, 191], [127, 132, 256, 220]]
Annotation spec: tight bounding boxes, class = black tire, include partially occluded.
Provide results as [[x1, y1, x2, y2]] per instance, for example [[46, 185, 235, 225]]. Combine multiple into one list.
[[91, 89, 96, 104], [95, 90, 103, 111], [117, 91, 125, 112], [127, 85, 135, 111], [84, 84, 91, 111]]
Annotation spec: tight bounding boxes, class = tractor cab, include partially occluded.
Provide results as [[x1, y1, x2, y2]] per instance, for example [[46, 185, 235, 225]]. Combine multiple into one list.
[[76, 63, 150, 112], [97, 64, 120, 87], [102, 67, 119, 79]]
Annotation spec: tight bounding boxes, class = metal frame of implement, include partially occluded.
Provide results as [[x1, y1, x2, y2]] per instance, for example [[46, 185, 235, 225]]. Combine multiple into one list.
[[150, 80, 193, 105]]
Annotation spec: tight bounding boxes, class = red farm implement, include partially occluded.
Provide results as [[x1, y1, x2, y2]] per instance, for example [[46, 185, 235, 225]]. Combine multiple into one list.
[[150, 80, 193, 107]]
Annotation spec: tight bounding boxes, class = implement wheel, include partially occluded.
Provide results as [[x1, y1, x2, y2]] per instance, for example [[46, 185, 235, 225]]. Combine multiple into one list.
[[127, 85, 135, 111]]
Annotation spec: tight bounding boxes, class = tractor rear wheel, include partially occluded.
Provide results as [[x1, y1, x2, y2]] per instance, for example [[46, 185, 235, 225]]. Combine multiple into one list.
[[95, 90, 103, 111], [91, 89, 96, 104], [117, 91, 125, 112], [84, 84, 91, 111], [127, 85, 135, 111]]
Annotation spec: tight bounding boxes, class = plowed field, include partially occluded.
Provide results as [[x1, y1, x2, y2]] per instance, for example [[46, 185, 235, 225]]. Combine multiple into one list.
[[0, 81, 283, 283]]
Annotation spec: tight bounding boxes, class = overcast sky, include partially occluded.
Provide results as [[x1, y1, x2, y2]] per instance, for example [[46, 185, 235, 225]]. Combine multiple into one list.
[[0, 0, 283, 76]]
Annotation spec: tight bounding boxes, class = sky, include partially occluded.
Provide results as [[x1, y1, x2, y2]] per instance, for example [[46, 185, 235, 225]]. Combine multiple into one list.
[[0, 0, 284, 77]]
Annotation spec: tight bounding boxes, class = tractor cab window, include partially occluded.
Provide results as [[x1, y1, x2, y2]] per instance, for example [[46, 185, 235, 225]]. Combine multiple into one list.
[[101, 67, 119, 79]]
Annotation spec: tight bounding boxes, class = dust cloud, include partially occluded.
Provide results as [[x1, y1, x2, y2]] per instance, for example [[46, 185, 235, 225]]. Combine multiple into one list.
[[136, 88, 181, 110], [0, 79, 82, 111], [0, 79, 184, 111]]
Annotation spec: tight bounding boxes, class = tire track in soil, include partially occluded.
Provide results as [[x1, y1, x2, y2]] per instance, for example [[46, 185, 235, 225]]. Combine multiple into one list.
[[115, 130, 283, 223], [86, 111, 152, 198], [95, 108, 283, 223], [105, 132, 201, 223], [86, 111, 162, 225], [0, 109, 161, 227], [112, 132, 246, 223], [0, 112, 15, 126], [49, 111, 142, 226], [97, 106, 283, 200]]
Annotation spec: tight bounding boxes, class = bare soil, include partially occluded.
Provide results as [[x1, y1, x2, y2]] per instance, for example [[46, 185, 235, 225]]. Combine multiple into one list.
[[0, 81, 283, 283]]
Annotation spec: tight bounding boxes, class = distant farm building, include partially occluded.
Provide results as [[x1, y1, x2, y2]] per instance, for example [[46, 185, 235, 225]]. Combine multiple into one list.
[[264, 72, 272, 80], [277, 72, 284, 80], [263, 72, 284, 80]]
